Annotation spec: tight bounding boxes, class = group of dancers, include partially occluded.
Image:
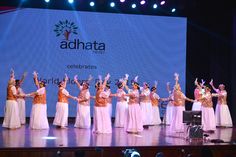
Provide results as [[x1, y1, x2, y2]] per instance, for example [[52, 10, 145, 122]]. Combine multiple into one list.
[[2, 69, 233, 134], [164, 75, 233, 133]]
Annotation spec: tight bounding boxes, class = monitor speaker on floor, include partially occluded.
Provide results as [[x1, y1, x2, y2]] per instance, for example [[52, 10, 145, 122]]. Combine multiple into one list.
[[155, 152, 164, 157], [183, 111, 203, 139], [123, 149, 141, 157], [74, 150, 85, 157], [183, 111, 201, 125]]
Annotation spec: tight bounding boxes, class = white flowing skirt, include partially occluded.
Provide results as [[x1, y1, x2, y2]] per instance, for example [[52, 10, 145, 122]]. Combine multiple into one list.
[[17, 98, 26, 125], [30, 104, 49, 129], [140, 102, 153, 125], [115, 101, 128, 127], [74, 104, 91, 129], [53, 102, 68, 127], [107, 103, 112, 117], [192, 101, 202, 111], [170, 106, 185, 132], [93, 106, 112, 134], [202, 106, 216, 131], [215, 104, 233, 127], [126, 104, 143, 133], [165, 102, 173, 125], [2, 100, 21, 129], [152, 106, 162, 125]]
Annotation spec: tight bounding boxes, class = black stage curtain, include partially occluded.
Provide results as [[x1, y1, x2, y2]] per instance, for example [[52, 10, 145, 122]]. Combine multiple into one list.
[[186, 2, 235, 125]]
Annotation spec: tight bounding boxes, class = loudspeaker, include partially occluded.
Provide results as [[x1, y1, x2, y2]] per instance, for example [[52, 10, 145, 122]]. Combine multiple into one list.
[[183, 111, 202, 125], [189, 125, 203, 139], [156, 152, 164, 157], [74, 150, 85, 157], [123, 149, 140, 157]]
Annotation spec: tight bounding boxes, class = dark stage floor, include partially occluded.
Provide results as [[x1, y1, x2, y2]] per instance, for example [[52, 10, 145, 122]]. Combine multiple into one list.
[[0, 123, 235, 148]]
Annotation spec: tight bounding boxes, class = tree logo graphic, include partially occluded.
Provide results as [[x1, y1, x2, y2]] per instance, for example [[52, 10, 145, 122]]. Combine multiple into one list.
[[54, 20, 78, 40]]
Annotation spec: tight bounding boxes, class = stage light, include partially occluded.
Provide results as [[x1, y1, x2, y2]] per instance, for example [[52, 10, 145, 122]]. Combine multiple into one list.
[[123, 149, 140, 157], [90, 1, 95, 7], [171, 8, 176, 12], [140, 0, 146, 5], [110, 2, 115, 7], [160, 1, 165, 5], [153, 4, 158, 9], [44, 0, 50, 3], [131, 4, 136, 9], [120, 0, 125, 2], [68, 0, 74, 4]]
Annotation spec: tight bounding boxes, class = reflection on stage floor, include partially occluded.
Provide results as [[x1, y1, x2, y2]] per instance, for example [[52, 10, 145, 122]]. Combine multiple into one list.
[[0, 123, 235, 148]]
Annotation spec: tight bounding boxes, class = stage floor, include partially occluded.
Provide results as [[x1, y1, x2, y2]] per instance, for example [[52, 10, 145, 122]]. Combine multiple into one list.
[[0, 123, 235, 148]]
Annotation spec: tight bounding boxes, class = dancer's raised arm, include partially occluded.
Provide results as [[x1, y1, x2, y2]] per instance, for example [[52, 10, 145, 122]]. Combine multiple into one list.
[[33, 71, 40, 89], [209, 79, 218, 92], [102, 73, 110, 89], [74, 75, 81, 89], [18, 72, 27, 86]]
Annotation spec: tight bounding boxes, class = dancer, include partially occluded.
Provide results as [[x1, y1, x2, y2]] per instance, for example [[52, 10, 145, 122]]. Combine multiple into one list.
[[164, 82, 173, 125], [199, 82, 216, 132], [53, 74, 77, 129], [140, 82, 153, 127], [192, 78, 203, 111], [26, 71, 49, 129], [111, 75, 128, 128], [124, 76, 143, 133], [74, 75, 92, 129], [105, 83, 112, 117], [150, 81, 162, 125], [210, 79, 233, 127], [170, 73, 194, 133], [93, 74, 112, 134], [15, 72, 27, 125], [2, 69, 21, 129]]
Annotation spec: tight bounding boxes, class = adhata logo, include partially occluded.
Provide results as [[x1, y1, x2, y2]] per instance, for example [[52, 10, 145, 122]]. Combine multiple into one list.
[[54, 20, 78, 40], [54, 20, 106, 52]]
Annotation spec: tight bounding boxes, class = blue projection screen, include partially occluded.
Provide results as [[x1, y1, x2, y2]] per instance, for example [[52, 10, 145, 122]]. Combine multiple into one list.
[[0, 8, 186, 117]]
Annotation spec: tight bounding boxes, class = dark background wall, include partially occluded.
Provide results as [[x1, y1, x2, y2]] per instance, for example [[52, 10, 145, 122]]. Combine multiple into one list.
[[185, 1, 235, 124], [232, 10, 236, 125]]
